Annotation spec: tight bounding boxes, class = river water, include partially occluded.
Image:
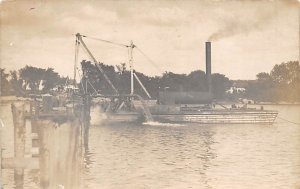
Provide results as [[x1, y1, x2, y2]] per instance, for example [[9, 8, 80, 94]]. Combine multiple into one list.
[[1, 104, 300, 189]]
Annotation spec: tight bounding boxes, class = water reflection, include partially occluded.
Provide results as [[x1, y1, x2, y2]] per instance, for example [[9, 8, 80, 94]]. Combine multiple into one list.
[[83, 123, 218, 188], [1, 104, 300, 188]]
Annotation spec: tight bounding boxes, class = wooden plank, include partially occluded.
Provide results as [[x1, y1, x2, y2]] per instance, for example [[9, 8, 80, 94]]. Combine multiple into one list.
[[2, 158, 39, 169], [31, 119, 39, 157], [159, 114, 277, 118], [31, 147, 39, 155], [152, 112, 279, 115], [157, 115, 277, 121], [153, 114, 277, 124], [31, 133, 39, 140]]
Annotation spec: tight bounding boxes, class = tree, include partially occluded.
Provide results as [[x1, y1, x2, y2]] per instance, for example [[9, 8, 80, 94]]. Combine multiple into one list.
[[18, 65, 64, 93], [256, 72, 271, 81], [186, 70, 207, 91], [211, 73, 231, 99], [270, 61, 299, 84], [246, 73, 275, 102], [8, 70, 25, 96], [19, 65, 45, 91], [245, 61, 300, 102], [160, 72, 187, 92], [0, 68, 11, 95], [80, 60, 232, 100], [42, 68, 61, 91], [270, 61, 300, 102]]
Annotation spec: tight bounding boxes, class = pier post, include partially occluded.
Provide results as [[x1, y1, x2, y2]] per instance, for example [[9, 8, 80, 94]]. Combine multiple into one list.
[[30, 101, 39, 157], [38, 121, 49, 189], [0, 122, 2, 179], [38, 117, 82, 189], [11, 103, 26, 189]]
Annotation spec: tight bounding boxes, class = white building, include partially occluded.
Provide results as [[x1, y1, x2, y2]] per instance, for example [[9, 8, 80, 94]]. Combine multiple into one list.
[[226, 86, 246, 94]]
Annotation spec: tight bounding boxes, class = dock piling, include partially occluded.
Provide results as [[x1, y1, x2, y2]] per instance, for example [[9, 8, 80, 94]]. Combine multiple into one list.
[[1, 96, 85, 189], [11, 103, 26, 189]]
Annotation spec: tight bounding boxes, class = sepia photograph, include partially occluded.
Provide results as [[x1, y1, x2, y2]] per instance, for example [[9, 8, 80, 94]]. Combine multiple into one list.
[[0, 0, 300, 188]]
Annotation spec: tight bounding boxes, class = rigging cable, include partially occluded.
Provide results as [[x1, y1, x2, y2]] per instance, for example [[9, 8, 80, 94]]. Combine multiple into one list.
[[77, 34, 119, 94], [74, 38, 84, 93], [277, 116, 300, 126], [74, 34, 101, 95], [87, 79, 98, 96], [81, 35, 129, 48], [79, 34, 164, 74], [135, 45, 163, 73]]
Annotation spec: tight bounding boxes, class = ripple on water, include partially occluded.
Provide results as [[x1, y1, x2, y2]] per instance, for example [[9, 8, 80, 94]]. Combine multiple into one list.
[[1, 104, 300, 188]]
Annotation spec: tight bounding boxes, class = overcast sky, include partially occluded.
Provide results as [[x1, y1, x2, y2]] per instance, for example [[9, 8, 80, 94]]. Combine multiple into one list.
[[1, 0, 299, 80]]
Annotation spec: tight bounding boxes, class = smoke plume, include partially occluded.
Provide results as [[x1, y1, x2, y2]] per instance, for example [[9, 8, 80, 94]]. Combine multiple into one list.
[[208, 0, 298, 41], [208, 17, 270, 41]]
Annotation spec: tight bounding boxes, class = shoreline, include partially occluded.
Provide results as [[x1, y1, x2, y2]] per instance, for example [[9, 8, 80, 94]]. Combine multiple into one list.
[[1, 96, 300, 106], [0, 96, 31, 104], [257, 102, 300, 106]]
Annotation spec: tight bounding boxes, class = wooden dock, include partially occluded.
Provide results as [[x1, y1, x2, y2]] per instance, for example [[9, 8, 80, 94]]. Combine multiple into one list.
[[0, 94, 90, 189]]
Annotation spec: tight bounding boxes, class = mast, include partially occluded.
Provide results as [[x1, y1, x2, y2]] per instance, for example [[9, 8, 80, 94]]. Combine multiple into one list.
[[299, 3, 300, 65], [74, 33, 152, 97], [76, 33, 119, 94], [74, 37, 79, 86], [129, 41, 134, 95]]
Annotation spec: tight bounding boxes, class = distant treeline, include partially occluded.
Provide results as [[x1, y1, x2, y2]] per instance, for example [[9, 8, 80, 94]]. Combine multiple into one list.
[[245, 61, 300, 102], [80, 60, 230, 99], [0, 66, 67, 96], [1, 60, 299, 102]]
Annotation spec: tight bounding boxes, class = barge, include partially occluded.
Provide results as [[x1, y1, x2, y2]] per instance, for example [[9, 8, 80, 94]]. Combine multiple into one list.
[[151, 108, 278, 124], [96, 99, 278, 124]]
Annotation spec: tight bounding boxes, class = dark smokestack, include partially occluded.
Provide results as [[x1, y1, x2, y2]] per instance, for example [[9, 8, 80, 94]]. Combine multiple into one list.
[[205, 41, 212, 93]]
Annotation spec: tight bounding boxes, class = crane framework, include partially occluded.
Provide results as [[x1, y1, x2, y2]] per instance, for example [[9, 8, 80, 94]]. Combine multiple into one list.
[[74, 33, 152, 116]]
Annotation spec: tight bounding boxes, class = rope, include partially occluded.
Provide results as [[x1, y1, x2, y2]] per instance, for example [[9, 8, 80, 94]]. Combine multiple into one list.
[[76, 65, 98, 96], [277, 116, 300, 125], [82, 35, 129, 48], [77, 35, 119, 94], [135, 46, 163, 73], [87, 80, 98, 95], [79, 34, 163, 74]]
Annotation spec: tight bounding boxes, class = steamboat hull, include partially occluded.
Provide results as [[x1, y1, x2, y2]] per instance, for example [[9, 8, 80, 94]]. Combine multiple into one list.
[[152, 110, 278, 124]]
